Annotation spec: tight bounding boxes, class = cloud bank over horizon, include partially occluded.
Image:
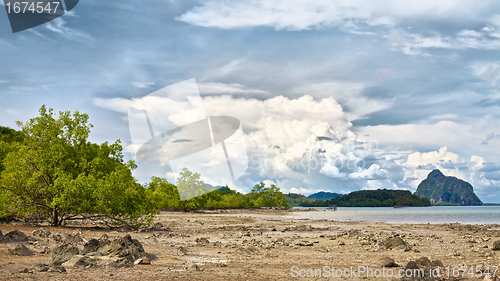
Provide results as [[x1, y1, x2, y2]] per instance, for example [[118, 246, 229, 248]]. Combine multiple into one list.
[[94, 92, 500, 201], [1, 0, 499, 201]]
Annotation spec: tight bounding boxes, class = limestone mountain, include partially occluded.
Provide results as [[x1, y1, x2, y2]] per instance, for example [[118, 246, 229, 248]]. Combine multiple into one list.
[[415, 169, 482, 206]]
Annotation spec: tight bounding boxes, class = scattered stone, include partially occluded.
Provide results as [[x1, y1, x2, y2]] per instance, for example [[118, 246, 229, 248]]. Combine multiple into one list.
[[13, 244, 33, 256], [383, 236, 411, 251], [34, 247, 51, 255], [48, 265, 66, 273], [133, 256, 151, 265], [338, 241, 345, 246], [177, 246, 187, 256], [32, 228, 51, 238], [5, 230, 29, 242], [479, 250, 493, 257], [379, 256, 399, 267], [400, 257, 442, 281], [195, 237, 210, 246], [296, 240, 313, 246], [33, 263, 50, 272], [317, 246, 330, 253], [138, 222, 170, 232], [19, 268, 32, 274], [52, 244, 80, 265], [431, 260, 444, 268], [236, 246, 260, 255], [187, 264, 201, 271], [492, 240, 500, 251]]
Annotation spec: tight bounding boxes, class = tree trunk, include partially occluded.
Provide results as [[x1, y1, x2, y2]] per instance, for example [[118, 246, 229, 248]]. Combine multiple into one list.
[[52, 207, 59, 226]]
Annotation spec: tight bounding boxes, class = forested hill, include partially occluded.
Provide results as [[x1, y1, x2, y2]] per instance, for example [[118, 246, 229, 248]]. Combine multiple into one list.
[[300, 189, 431, 207], [308, 191, 342, 200], [415, 169, 482, 206]]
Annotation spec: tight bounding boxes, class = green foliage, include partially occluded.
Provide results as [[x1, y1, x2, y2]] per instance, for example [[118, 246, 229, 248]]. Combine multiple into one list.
[[0, 126, 23, 174], [248, 182, 289, 208], [148, 171, 289, 210], [415, 169, 482, 206], [307, 191, 342, 201], [300, 189, 431, 207], [0, 105, 156, 227], [284, 193, 316, 206]]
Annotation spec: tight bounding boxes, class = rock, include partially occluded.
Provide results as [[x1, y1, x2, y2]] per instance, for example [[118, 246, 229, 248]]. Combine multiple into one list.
[[33, 263, 50, 272], [54, 234, 152, 269], [492, 240, 500, 251], [177, 246, 187, 256], [138, 222, 170, 232], [34, 247, 50, 255], [400, 258, 442, 281], [48, 265, 66, 273], [82, 239, 105, 254], [13, 244, 33, 256], [97, 234, 146, 263], [431, 260, 444, 268], [0, 230, 5, 243], [195, 237, 210, 246], [317, 246, 330, 253], [63, 255, 99, 268], [5, 230, 29, 242], [379, 256, 398, 267], [415, 169, 482, 206], [415, 257, 432, 268], [133, 256, 151, 265], [296, 240, 313, 246], [32, 228, 51, 238], [338, 241, 345, 246], [187, 264, 201, 271], [52, 244, 80, 265], [383, 236, 410, 251], [63, 230, 88, 246], [98, 234, 110, 245]]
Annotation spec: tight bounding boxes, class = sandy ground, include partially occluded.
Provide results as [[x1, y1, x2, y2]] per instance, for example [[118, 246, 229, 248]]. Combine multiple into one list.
[[1, 208, 500, 280]]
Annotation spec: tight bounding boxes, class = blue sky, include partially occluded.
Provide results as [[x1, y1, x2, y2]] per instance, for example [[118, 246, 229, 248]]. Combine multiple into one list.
[[1, 0, 500, 202]]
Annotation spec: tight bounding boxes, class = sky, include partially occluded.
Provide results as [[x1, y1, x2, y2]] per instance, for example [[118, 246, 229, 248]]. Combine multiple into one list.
[[0, 0, 499, 202]]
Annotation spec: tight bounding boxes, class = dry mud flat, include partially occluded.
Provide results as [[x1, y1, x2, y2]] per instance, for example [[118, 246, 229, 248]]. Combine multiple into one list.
[[1, 209, 500, 280]]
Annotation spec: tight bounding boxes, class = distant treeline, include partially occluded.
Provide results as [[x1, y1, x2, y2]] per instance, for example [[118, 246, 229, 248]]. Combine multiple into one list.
[[300, 189, 431, 207], [148, 176, 289, 210]]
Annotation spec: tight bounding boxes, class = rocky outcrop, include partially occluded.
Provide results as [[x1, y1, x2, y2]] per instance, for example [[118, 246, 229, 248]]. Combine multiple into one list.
[[5, 230, 30, 242], [52, 234, 154, 268], [52, 244, 80, 265], [415, 169, 482, 206]]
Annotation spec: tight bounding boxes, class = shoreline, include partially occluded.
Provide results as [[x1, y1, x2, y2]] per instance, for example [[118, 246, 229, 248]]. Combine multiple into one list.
[[1, 209, 500, 280]]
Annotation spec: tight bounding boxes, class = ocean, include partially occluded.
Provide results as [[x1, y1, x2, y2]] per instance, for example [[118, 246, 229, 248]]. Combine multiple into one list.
[[289, 206, 500, 224]]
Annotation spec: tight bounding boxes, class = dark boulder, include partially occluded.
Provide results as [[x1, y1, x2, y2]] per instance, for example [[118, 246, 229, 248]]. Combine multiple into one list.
[[52, 244, 80, 265]]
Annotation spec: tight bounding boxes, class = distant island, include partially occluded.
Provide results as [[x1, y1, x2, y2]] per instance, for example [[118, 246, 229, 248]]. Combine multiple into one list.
[[285, 191, 342, 206], [307, 191, 342, 201], [415, 169, 482, 206], [295, 189, 431, 207]]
